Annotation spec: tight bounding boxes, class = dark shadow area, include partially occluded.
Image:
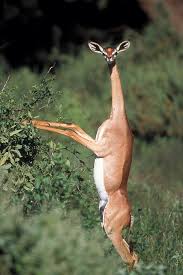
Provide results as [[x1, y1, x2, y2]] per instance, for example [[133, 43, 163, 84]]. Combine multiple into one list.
[[0, 0, 149, 68]]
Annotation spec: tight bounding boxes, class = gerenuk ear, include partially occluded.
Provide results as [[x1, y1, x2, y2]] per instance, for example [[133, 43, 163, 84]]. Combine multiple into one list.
[[88, 41, 105, 54], [116, 41, 130, 53]]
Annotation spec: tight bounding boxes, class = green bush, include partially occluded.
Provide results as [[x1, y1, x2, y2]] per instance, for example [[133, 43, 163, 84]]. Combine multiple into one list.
[[0, 77, 97, 220], [0, 207, 114, 275], [0, 206, 173, 275]]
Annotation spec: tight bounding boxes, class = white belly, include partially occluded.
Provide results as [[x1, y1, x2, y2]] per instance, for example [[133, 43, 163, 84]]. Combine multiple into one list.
[[93, 158, 108, 202]]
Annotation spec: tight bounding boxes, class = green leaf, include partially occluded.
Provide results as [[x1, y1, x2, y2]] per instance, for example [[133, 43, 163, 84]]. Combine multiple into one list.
[[28, 111, 32, 118], [9, 153, 15, 165], [16, 145, 22, 149], [0, 152, 9, 166], [11, 149, 22, 158], [65, 159, 70, 167], [9, 129, 22, 136], [23, 184, 34, 191], [1, 163, 12, 170]]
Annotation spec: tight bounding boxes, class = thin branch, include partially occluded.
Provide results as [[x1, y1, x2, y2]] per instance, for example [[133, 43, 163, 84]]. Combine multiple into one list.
[[1, 75, 10, 92], [62, 146, 91, 171], [44, 63, 56, 78], [39, 104, 49, 110]]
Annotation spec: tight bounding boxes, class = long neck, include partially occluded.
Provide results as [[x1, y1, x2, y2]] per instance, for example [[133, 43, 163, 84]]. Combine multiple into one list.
[[108, 62, 126, 121]]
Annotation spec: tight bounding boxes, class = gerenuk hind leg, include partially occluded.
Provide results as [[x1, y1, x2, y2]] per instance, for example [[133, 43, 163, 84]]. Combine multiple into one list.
[[103, 196, 138, 268]]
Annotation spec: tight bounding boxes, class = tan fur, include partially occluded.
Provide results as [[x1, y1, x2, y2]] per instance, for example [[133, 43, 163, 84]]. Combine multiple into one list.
[[105, 47, 114, 57], [23, 43, 138, 268]]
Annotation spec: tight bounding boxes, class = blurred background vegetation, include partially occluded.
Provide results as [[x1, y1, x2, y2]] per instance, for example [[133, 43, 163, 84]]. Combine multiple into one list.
[[0, 1, 183, 274]]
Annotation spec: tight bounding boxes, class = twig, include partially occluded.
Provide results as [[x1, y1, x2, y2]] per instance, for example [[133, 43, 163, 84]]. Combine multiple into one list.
[[62, 146, 91, 171], [1, 75, 10, 92], [44, 63, 56, 78], [39, 104, 49, 110]]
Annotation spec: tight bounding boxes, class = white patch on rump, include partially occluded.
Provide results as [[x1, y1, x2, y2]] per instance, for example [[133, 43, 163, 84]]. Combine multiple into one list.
[[93, 157, 108, 202]]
